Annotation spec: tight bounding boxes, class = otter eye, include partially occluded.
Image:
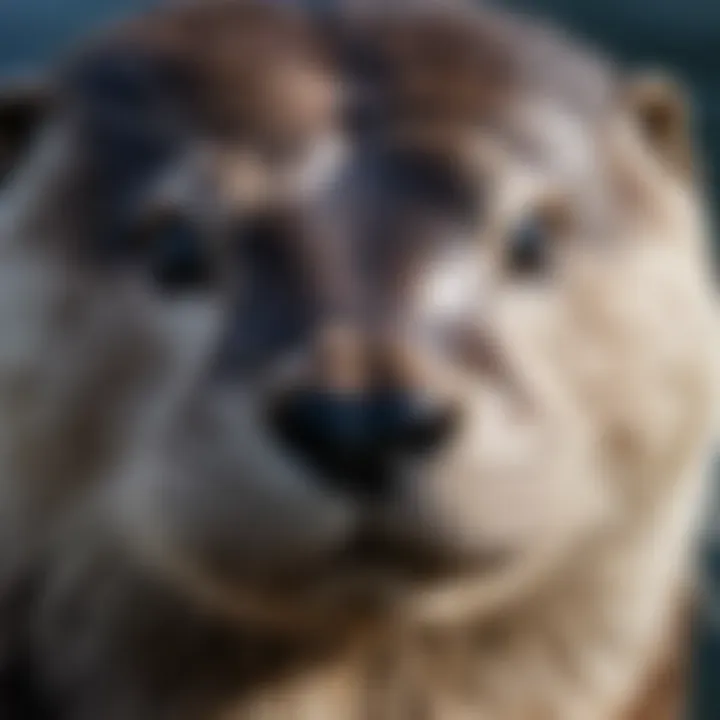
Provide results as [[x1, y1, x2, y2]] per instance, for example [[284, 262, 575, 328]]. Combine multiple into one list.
[[142, 214, 211, 292], [506, 215, 550, 278]]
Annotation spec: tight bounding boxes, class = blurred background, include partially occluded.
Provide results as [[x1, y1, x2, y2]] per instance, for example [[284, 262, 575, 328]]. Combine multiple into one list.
[[0, 0, 718, 716]]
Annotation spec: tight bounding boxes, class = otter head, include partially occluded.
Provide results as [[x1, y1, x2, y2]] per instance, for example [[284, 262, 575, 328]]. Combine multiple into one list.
[[0, 2, 716, 636]]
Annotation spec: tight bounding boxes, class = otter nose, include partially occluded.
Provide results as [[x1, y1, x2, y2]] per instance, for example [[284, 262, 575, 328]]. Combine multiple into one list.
[[267, 327, 457, 495], [270, 388, 456, 496]]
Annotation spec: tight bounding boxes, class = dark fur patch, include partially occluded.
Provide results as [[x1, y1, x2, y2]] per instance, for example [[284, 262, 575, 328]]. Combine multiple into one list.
[[0, 81, 48, 187]]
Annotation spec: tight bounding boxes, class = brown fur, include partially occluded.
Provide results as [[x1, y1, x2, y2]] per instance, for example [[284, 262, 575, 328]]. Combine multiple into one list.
[[71, 1, 336, 140], [625, 619, 687, 720]]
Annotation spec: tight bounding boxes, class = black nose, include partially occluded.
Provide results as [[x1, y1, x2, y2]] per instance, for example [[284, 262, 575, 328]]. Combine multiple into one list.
[[269, 389, 457, 497]]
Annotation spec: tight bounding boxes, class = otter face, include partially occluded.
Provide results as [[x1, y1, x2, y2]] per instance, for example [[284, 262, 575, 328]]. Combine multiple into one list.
[[0, 4, 716, 632]]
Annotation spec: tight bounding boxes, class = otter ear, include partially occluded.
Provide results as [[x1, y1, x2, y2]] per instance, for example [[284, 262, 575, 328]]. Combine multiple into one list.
[[0, 80, 49, 187], [622, 72, 694, 179]]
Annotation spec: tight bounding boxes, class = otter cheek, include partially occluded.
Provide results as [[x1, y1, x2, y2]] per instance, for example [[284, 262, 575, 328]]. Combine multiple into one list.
[[137, 386, 357, 584], [414, 384, 612, 556], [166, 446, 355, 581]]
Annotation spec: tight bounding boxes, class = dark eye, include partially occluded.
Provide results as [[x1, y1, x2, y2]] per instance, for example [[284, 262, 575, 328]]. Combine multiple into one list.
[[506, 215, 550, 278], [144, 214, 211, 292]]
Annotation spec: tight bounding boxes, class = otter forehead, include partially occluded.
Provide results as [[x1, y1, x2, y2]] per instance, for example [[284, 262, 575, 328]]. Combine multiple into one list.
[[63, 2, 338, 144], [44, 1, 619, 232], [346, 4, 617, 143]]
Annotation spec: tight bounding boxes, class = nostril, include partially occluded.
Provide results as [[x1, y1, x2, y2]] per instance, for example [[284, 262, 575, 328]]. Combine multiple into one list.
[[272, 391, 370, 451], [369, 391, 458, 454]]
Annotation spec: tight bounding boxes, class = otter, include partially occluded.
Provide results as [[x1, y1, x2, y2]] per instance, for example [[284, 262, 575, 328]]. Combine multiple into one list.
[[0, 2, 716, 719]]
